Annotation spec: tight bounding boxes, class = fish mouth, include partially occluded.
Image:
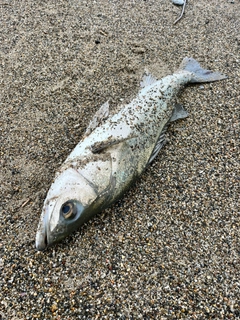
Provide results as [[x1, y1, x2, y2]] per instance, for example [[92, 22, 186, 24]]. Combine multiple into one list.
[[36, 235, 48, 251], [35, 212, 49, 251], [36, 232, 48, 251], [35, 226, 48, 251]]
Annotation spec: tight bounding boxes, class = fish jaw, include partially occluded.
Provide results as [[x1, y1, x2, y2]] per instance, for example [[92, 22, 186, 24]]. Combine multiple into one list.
[[35, 197, 60, 251], [35, 167, 99, 251], [35, 207, 49, 251]]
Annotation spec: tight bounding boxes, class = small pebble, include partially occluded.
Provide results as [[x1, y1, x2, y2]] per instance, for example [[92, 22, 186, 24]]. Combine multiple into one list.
[[172, 0, 184, 5]]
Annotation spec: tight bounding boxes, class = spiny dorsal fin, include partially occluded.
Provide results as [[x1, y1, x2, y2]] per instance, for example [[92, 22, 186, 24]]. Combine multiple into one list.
[[140, 71, 158, 89], [85, 101, 109, 136]]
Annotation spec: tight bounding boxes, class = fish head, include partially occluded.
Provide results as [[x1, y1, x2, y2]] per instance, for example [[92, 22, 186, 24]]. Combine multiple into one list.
[[35, 167, 98, 251]]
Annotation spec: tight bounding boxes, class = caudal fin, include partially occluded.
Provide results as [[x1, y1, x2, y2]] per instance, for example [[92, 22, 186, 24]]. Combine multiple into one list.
[[179, 57, 227, 83]]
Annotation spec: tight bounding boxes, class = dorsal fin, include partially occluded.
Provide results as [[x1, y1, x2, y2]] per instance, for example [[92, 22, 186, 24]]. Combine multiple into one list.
[[85, 101, 110, 137], [140, 71, 158, 88]]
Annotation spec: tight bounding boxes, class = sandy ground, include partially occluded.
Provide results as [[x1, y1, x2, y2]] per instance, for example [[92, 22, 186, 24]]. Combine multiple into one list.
[[0, 0, 239, 319]]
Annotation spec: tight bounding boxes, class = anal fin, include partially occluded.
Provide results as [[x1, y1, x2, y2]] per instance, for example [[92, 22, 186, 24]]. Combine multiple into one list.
[[170, 103, 188, 122], [148, 124, 168, 165], [148, 104, 188, 164]]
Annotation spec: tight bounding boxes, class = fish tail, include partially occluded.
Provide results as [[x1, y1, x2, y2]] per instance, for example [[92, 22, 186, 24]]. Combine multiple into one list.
[[179, 57, 227, 83]]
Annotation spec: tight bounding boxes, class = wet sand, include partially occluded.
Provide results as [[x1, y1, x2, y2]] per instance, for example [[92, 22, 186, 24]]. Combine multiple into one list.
[[0, 0, 239, 318]]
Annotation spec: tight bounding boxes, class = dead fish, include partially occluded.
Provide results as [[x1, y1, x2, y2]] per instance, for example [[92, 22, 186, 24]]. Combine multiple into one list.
[[36, 57, 226, 251]]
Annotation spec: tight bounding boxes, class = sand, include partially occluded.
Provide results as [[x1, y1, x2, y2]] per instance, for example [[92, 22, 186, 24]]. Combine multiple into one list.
[[0, 0, 239, 318]]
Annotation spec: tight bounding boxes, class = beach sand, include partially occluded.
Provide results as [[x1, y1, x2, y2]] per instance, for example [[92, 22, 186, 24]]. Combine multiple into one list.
[[0, 0, 239, 318]]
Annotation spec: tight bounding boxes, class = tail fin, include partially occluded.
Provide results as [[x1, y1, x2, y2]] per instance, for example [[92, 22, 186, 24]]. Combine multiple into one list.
[[179, 57, 227, 83]]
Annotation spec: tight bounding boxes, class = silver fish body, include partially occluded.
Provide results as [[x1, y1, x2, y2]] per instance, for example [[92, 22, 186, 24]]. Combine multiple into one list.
[[36, 57, 226, 250]]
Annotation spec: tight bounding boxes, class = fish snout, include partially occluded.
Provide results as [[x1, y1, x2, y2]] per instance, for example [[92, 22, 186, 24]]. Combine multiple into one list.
[[36, 233, 48, 251], [35, 228, 48, 251], [35, 212, 49, 251]]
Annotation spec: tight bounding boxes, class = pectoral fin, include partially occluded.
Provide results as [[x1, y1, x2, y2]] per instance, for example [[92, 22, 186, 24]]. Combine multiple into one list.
[[85, 101, 110, 136], [91, 135, 136, 154]]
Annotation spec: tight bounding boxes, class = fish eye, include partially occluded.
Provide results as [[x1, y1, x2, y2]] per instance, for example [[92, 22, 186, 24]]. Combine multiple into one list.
[[61, 202, 76, 219]]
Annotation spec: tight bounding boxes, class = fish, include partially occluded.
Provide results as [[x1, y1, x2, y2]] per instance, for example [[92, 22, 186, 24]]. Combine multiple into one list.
[[35, 57, 226, 251]]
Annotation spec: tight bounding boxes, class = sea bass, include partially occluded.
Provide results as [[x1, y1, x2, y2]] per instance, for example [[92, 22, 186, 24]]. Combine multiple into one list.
[[36, 57, 226, 250]]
